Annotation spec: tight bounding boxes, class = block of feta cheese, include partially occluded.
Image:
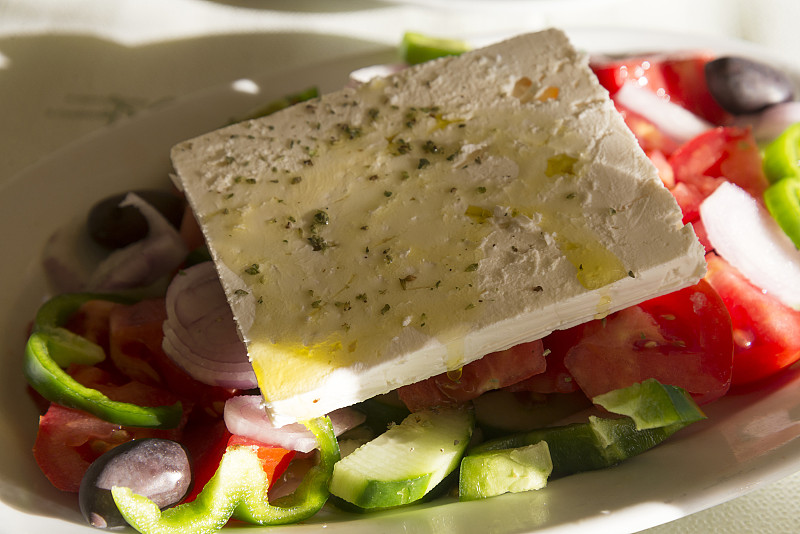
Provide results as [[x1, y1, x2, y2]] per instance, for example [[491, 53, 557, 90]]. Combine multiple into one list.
[[171, 29, 706, 425]]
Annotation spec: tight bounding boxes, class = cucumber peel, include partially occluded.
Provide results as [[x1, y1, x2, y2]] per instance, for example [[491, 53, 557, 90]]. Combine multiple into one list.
[[459, 441, 552, 501], [329, 406, 474, 511], [592, 378, 706, 430], [399, 32, 470, 65], [461, 380, 705, 499]]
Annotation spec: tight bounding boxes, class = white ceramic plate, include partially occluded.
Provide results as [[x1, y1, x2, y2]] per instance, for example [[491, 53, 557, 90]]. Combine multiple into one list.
[[2, 29, 799, 534]]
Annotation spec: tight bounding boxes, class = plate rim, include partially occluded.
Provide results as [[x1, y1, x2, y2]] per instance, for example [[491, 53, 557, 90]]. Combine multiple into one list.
[[2, 27, 799, 534]]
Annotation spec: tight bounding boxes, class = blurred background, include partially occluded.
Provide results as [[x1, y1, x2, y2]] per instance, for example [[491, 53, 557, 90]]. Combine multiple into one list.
[[1, 1, 799, 532]]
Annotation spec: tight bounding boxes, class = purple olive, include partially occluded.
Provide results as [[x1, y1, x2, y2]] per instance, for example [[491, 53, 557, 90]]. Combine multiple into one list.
[[705, 56, 795, 115], [78, 438, 192, 529], [87, 190, 184, 249]]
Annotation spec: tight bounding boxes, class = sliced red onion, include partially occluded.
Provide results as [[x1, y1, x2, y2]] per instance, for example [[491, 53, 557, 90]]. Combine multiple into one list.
[[162, 261, 257, 388], [87, 193, 188, 291], [700, 181, 800, 310], [348, 63, 407, 87], [614, 83, 713, 144], [733, 101, 800, 142], [224, 395, 366, 453]]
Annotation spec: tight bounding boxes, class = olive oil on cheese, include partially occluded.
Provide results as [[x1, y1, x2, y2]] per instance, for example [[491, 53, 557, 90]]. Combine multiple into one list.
[[172, 29, 706, 421], [197, 81, 626, 403]]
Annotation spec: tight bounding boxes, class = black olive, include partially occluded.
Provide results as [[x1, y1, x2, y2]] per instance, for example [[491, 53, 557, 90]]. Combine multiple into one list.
[[79, 438, 192, 529], [705, 56, 795, 115], [87, 190, 184, 249]]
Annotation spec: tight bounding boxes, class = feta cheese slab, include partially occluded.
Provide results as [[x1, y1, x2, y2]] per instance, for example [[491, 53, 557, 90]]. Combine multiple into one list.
[[171, 29, 706, 425]]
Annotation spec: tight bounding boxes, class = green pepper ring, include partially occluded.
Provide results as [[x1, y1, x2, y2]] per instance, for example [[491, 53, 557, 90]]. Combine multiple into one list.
[[24, 293, 183, 429], [112, 416, 339, 533], [763, 122, 800, 184], [764, 178, 800, 249]]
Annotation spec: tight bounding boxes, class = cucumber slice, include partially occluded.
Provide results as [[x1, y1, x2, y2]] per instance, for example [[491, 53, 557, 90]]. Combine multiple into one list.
[[399, 32, 470, 65], [470, 416, 681, 479], [592, 378, 706, 430], [329, 406, 474, 510], [468, 380, 704, 479], [473, 390, 591, 438], [459, 441, 552, 501], [330, 470, 458, 514]]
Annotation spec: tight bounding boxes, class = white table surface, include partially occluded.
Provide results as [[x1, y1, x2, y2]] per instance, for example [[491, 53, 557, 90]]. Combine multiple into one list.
[[2, 0, 799, 532]]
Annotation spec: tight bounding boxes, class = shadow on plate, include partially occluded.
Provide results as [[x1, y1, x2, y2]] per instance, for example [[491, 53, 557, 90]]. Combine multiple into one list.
[[0, 29, 392, 180]]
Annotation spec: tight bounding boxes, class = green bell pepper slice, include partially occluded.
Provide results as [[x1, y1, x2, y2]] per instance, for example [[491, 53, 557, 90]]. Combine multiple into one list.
[[112, 416, 340, 534], [23, 293, 183, 429], [763, 122, 800, 184], [764, 177, 800, 249]]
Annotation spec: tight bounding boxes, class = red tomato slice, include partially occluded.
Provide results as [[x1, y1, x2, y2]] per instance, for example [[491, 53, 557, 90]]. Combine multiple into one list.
[[669, 180, 719, 226], [33, 404, 128, 492], [615, 104, 681, 156], [397, 340, 546, 412], [107, 298, 169, 386], [563, 280, 734, 405], [658, 55, 732, 125], [33, 400, 183, 493], [180, 419, 231, 503], [68, 364, 184, 411], [507, 329, 580, 395], [108, 299, 237, 416], [592, 54, 731, 124], [32, 364, 186, 492], [592, 56, 670, 97], [647, 149, 676, 188], [704, 253, 800, 385], [63, 299, 120, 354], [669, 126, 770, 204]]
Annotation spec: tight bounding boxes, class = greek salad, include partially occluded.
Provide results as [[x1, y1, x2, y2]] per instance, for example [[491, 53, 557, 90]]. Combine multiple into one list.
[[23, 33, 800, 533]]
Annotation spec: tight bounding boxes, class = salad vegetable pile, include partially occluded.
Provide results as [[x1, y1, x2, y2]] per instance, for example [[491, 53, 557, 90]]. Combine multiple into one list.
[[22, 33, 800, 533]]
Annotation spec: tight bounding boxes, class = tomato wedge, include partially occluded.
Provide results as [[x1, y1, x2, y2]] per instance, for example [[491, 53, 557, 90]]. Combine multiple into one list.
[[563, 280, 733, 405], [62, 299, 119, 353], [615, 105, 681, 156], [669, 126, 770, 211], [592, 54, 731, 124], [704, 253, 800, 385], [108, 298, 237, 416], [33, 404, 128, 492], [32, 364, 185, 492], [180, 419, 231, 503], [33, 402, 183, 493], [397, 340, 546, 411], [507, 329, 580, 395]]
